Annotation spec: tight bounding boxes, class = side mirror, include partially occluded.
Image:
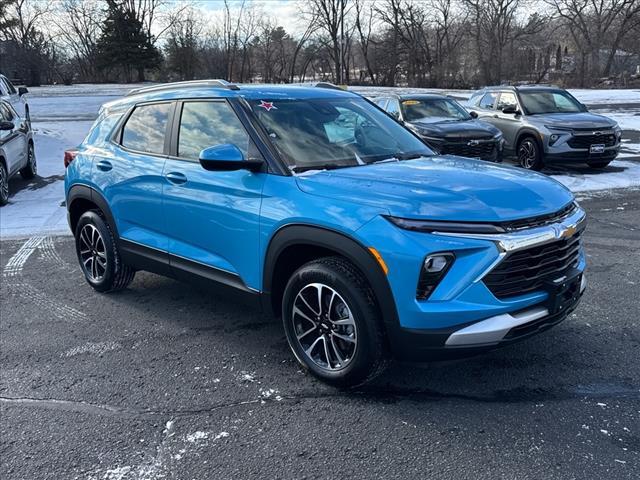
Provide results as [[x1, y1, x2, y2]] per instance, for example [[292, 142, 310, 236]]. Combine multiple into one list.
[[18, 86, 28, 96], [0, 121, 14, 131], [469, 111, 478, 119], [199, 144, 263, 172], [502, 105, 519, 115]]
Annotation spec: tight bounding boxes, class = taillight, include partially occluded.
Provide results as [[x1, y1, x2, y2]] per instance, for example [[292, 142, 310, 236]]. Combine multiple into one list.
[[64, 150, 78, 168]]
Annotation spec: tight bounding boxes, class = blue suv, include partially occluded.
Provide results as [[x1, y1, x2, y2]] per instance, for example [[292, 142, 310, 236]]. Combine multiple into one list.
[[65, 80, 587, 386]]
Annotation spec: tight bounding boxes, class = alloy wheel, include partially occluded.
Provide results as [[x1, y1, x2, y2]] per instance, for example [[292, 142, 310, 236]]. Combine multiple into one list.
[[79, 224, 107, 281], [291, 283, 357, 371], [518, 140, 537, 169]]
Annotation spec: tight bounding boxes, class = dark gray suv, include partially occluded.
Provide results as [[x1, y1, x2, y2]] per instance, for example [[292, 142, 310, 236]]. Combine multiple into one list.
[[467, 86, 622, 170]]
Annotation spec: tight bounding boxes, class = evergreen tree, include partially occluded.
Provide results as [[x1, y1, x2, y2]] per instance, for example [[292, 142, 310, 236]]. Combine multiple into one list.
[[96, 0, 161, 82]]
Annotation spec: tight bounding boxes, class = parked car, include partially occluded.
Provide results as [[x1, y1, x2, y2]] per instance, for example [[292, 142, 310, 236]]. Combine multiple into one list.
[[0, 73, 29, 120], [0, 100, 36, 205], [375, 93, 504, 162], [65, 80, 587, 386], [467, 85, 622, 170]]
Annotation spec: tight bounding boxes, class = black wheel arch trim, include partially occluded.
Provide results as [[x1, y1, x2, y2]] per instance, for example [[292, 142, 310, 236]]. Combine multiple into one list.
[[67, 184, 119, 238], [262, 224, 400, 328], [516, 129, 542, 150]]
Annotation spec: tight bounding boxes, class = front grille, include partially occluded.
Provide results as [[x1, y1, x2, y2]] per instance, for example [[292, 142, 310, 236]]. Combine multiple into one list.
[[568, 132, 616, 149], [501, 202, 577, 231], [440, 141, 496, 159], [484, 230, 582, 299]]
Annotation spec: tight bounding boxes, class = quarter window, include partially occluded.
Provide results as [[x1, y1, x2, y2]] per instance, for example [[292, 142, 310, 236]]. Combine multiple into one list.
[[479, 92, 498, 110], [121, 103, 172, 155], [178, 101, 254, 161]]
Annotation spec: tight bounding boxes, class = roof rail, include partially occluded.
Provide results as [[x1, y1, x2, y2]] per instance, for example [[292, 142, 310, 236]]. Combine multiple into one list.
[[312, 82, 346, 91], [126, 79, 240, 96]]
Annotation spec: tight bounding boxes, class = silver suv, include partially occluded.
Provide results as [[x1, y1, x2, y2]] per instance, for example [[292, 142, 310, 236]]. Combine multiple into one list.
[[467, 86, 622, 170]]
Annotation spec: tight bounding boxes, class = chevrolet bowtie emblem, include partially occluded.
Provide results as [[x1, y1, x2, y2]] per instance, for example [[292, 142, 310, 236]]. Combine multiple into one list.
[[560, 225, 577, 239], [467, 140, 480, 146]]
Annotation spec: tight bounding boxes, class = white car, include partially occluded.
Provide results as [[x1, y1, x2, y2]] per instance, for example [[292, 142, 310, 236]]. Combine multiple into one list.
[[0, 99, 36, 205], [0, 73, 29, 120]]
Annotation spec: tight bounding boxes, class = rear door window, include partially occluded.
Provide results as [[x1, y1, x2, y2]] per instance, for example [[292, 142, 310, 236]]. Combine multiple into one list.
[[121, 103, 172, 155], [479, 92, 498, 110]]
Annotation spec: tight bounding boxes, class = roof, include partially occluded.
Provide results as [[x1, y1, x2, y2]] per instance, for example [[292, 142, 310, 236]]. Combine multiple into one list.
[[103, 80, 357, 112], [374, 92, 450, 100], [480, 84, 562, 92]]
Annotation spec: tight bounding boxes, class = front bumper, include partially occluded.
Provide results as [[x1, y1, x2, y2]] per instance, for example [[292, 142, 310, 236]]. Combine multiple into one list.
[[358, 204, 587, 362]]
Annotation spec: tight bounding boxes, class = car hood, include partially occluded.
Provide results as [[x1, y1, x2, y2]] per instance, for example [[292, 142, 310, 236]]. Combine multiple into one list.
[[296, 157, 573, 222], [532, 112, 618, 130], [408, 119, 501, 139]]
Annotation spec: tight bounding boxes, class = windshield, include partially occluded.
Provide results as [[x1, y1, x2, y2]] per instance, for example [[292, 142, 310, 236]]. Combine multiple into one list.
[[250, 97, 433, 172], [519, 91, 584, 115], [401, 98, 471, 123]]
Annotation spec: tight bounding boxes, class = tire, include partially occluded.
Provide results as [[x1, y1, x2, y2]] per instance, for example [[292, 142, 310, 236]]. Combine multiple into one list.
[[0, 162, 9, 206], [587, 161, 611, 169], [517, 136, 544, 171], [74, 210, 135, 292], [20, 143, 37, 179], [282, 256, 388, 387]]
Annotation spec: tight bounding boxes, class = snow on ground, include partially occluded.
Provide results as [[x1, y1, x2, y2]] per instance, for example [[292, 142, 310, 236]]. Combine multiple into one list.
[[0, 120, 93, 238], [0, 85, 639, 239]]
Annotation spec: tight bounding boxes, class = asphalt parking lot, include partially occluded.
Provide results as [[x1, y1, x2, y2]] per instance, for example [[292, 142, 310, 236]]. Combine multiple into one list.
[[1, 189, 639, 480]]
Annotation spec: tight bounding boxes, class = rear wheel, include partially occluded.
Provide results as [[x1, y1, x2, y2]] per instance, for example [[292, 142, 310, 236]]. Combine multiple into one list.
[[20, 143, 36, 179], [587, 161, 611, 169], [0, 162, 8, 206], [75, 210, 135, 292], [282, 257, 388, 387], [518, 136, 543, 171]]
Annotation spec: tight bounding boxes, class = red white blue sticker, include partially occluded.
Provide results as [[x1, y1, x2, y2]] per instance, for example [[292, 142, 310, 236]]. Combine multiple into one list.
[[258, 100, 277, 111]]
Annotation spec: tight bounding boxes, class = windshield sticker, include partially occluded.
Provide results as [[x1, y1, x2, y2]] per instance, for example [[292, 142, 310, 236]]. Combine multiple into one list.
[[258, 100, 277, 111], [402, 100, 420, 105]]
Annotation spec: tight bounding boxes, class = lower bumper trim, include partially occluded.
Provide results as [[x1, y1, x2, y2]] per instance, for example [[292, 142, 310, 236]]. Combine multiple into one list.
[[445, 305, 549, 346]]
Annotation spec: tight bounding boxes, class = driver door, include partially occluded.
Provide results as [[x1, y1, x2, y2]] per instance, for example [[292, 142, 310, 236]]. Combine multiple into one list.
[[492, 92, 522, 152], [162, 99, 266, 290]]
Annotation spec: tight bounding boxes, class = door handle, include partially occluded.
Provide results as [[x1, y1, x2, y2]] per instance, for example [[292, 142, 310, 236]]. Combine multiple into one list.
[[96, 160, 112, 171], [165, 171, 187, 185]]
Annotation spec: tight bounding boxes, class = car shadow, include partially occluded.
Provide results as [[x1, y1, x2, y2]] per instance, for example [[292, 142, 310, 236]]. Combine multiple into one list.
[[107, 271, 638, 406]]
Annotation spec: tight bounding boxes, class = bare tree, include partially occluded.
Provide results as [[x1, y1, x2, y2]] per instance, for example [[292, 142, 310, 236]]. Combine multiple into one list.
[[545, 0, 640, 85], [50, 0, 104, 81]]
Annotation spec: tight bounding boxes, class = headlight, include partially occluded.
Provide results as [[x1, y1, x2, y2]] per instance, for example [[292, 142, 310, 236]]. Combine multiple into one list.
[[417, 253, 455, 300], [384, 215, 507, 234], [615, 127, 622, 139], [493, 132, 503, 140]]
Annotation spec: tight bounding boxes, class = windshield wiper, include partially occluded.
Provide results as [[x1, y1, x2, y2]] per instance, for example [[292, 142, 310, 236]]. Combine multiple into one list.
[[369, 152, 424, 164], [291, 163, 357, 173]]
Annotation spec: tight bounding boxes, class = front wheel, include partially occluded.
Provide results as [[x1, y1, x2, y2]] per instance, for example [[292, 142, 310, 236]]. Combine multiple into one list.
[[75, 210, 135, 292], [282, 257, 388, 387], [20, 143, 37, 179], [518, 137, 544, 171]]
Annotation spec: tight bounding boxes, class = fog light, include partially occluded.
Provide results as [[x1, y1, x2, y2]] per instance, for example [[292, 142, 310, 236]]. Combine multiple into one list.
[[417, 253, 455, 300], [549, 134, 560, 146], [424, 255, 449, 273]]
